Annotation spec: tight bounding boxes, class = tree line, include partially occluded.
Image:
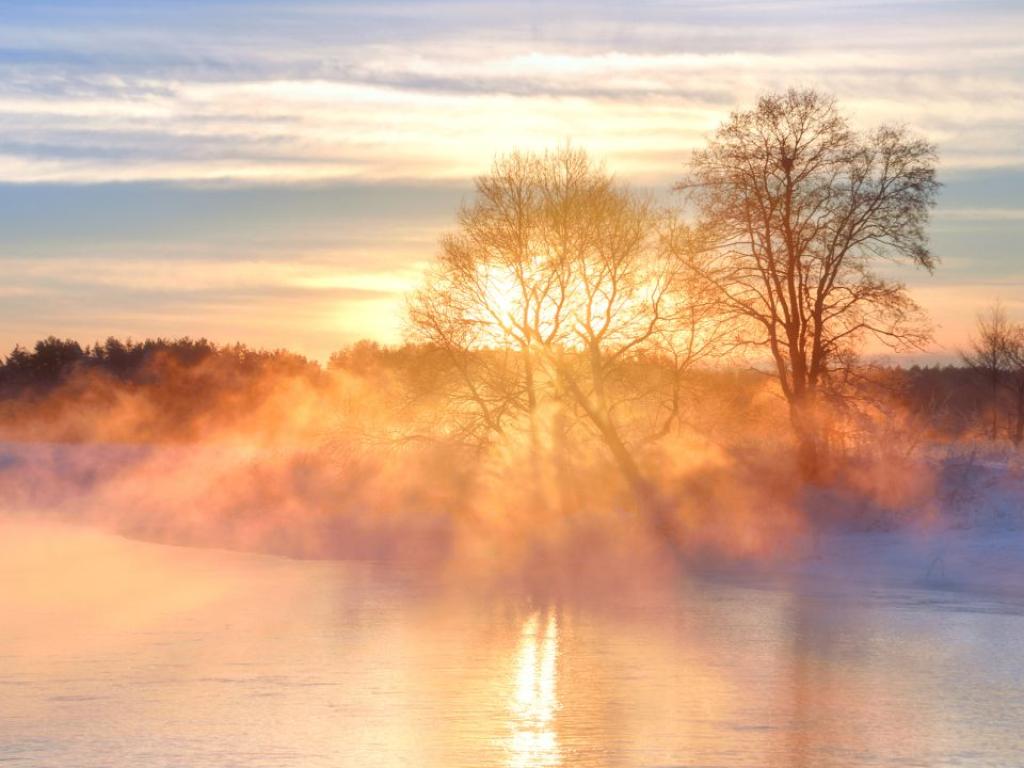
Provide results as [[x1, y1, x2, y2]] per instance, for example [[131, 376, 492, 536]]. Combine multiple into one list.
[[0, 332, 1014, 440], [0, 336, 318, 395]]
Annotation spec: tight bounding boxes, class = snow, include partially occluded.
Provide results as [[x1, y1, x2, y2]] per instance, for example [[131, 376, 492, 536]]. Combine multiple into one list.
[[778, 528, 1024, 601]]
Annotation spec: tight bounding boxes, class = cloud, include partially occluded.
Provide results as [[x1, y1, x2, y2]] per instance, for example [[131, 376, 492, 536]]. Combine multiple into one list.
[[934, 208, 1024, 222], [0, 1, 1018, 183]]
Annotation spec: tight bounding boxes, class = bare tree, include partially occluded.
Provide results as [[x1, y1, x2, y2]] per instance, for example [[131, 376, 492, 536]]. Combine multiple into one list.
[[409, 146, 727, 535], [679, 89, 940, 479], [961, 303, 1024, 445], [408, 150, 564, 450]]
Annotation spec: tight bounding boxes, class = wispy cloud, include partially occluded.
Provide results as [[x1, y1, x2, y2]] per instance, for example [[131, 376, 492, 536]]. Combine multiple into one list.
[[934, 208, 1024, 222], [0, 0, 1020, 183]]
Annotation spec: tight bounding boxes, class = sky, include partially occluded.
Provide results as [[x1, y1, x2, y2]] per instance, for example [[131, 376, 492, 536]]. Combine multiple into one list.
[[0, 0, 1021, 361]]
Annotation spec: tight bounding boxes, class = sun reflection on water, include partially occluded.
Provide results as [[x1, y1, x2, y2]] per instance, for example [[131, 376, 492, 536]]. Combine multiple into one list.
[[506, 608, 561, 768]]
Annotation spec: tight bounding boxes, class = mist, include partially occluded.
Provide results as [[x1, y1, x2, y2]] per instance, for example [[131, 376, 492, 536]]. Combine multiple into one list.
[[0, 328, 972, 602]]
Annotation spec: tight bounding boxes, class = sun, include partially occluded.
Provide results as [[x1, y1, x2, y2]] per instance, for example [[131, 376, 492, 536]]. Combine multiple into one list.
[[482, 266, 525, 325]]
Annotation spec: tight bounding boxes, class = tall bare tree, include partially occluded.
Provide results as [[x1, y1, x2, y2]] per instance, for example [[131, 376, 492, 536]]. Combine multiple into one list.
[[679, 89, 940, 479], [409, 147, 725, 536]]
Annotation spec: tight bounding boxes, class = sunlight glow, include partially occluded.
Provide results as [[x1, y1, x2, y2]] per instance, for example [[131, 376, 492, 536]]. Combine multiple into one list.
[[507, 609, 561, 768], [480, 266, 526, 340]]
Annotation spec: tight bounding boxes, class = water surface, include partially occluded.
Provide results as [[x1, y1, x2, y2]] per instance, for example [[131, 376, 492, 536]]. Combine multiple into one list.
[[1, 521, 1022, 767]]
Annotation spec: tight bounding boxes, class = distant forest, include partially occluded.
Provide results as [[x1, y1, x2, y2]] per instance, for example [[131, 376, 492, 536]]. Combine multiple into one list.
[[0, 336, 320, 392], [0, 335, 1004, 447]]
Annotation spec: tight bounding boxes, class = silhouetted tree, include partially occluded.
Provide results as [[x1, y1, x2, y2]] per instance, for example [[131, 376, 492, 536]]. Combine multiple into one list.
[[410, 146, 727, 536], [680, 89, 940, 479], [30, 337, 85, 387], [961, 303, 1024, 445]]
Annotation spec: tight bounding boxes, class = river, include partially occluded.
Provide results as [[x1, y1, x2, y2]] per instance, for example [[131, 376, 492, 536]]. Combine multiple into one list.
[[1, 520, 1021, 767]]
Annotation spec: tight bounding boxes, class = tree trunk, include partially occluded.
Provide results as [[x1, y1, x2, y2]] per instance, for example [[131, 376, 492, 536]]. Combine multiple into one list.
[[520, 343, 546, 509], [789, 394, 825, 482], [1014, 385, 1024, 449], [559, 368, 682, 547], [991, 376, 999, 441]]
